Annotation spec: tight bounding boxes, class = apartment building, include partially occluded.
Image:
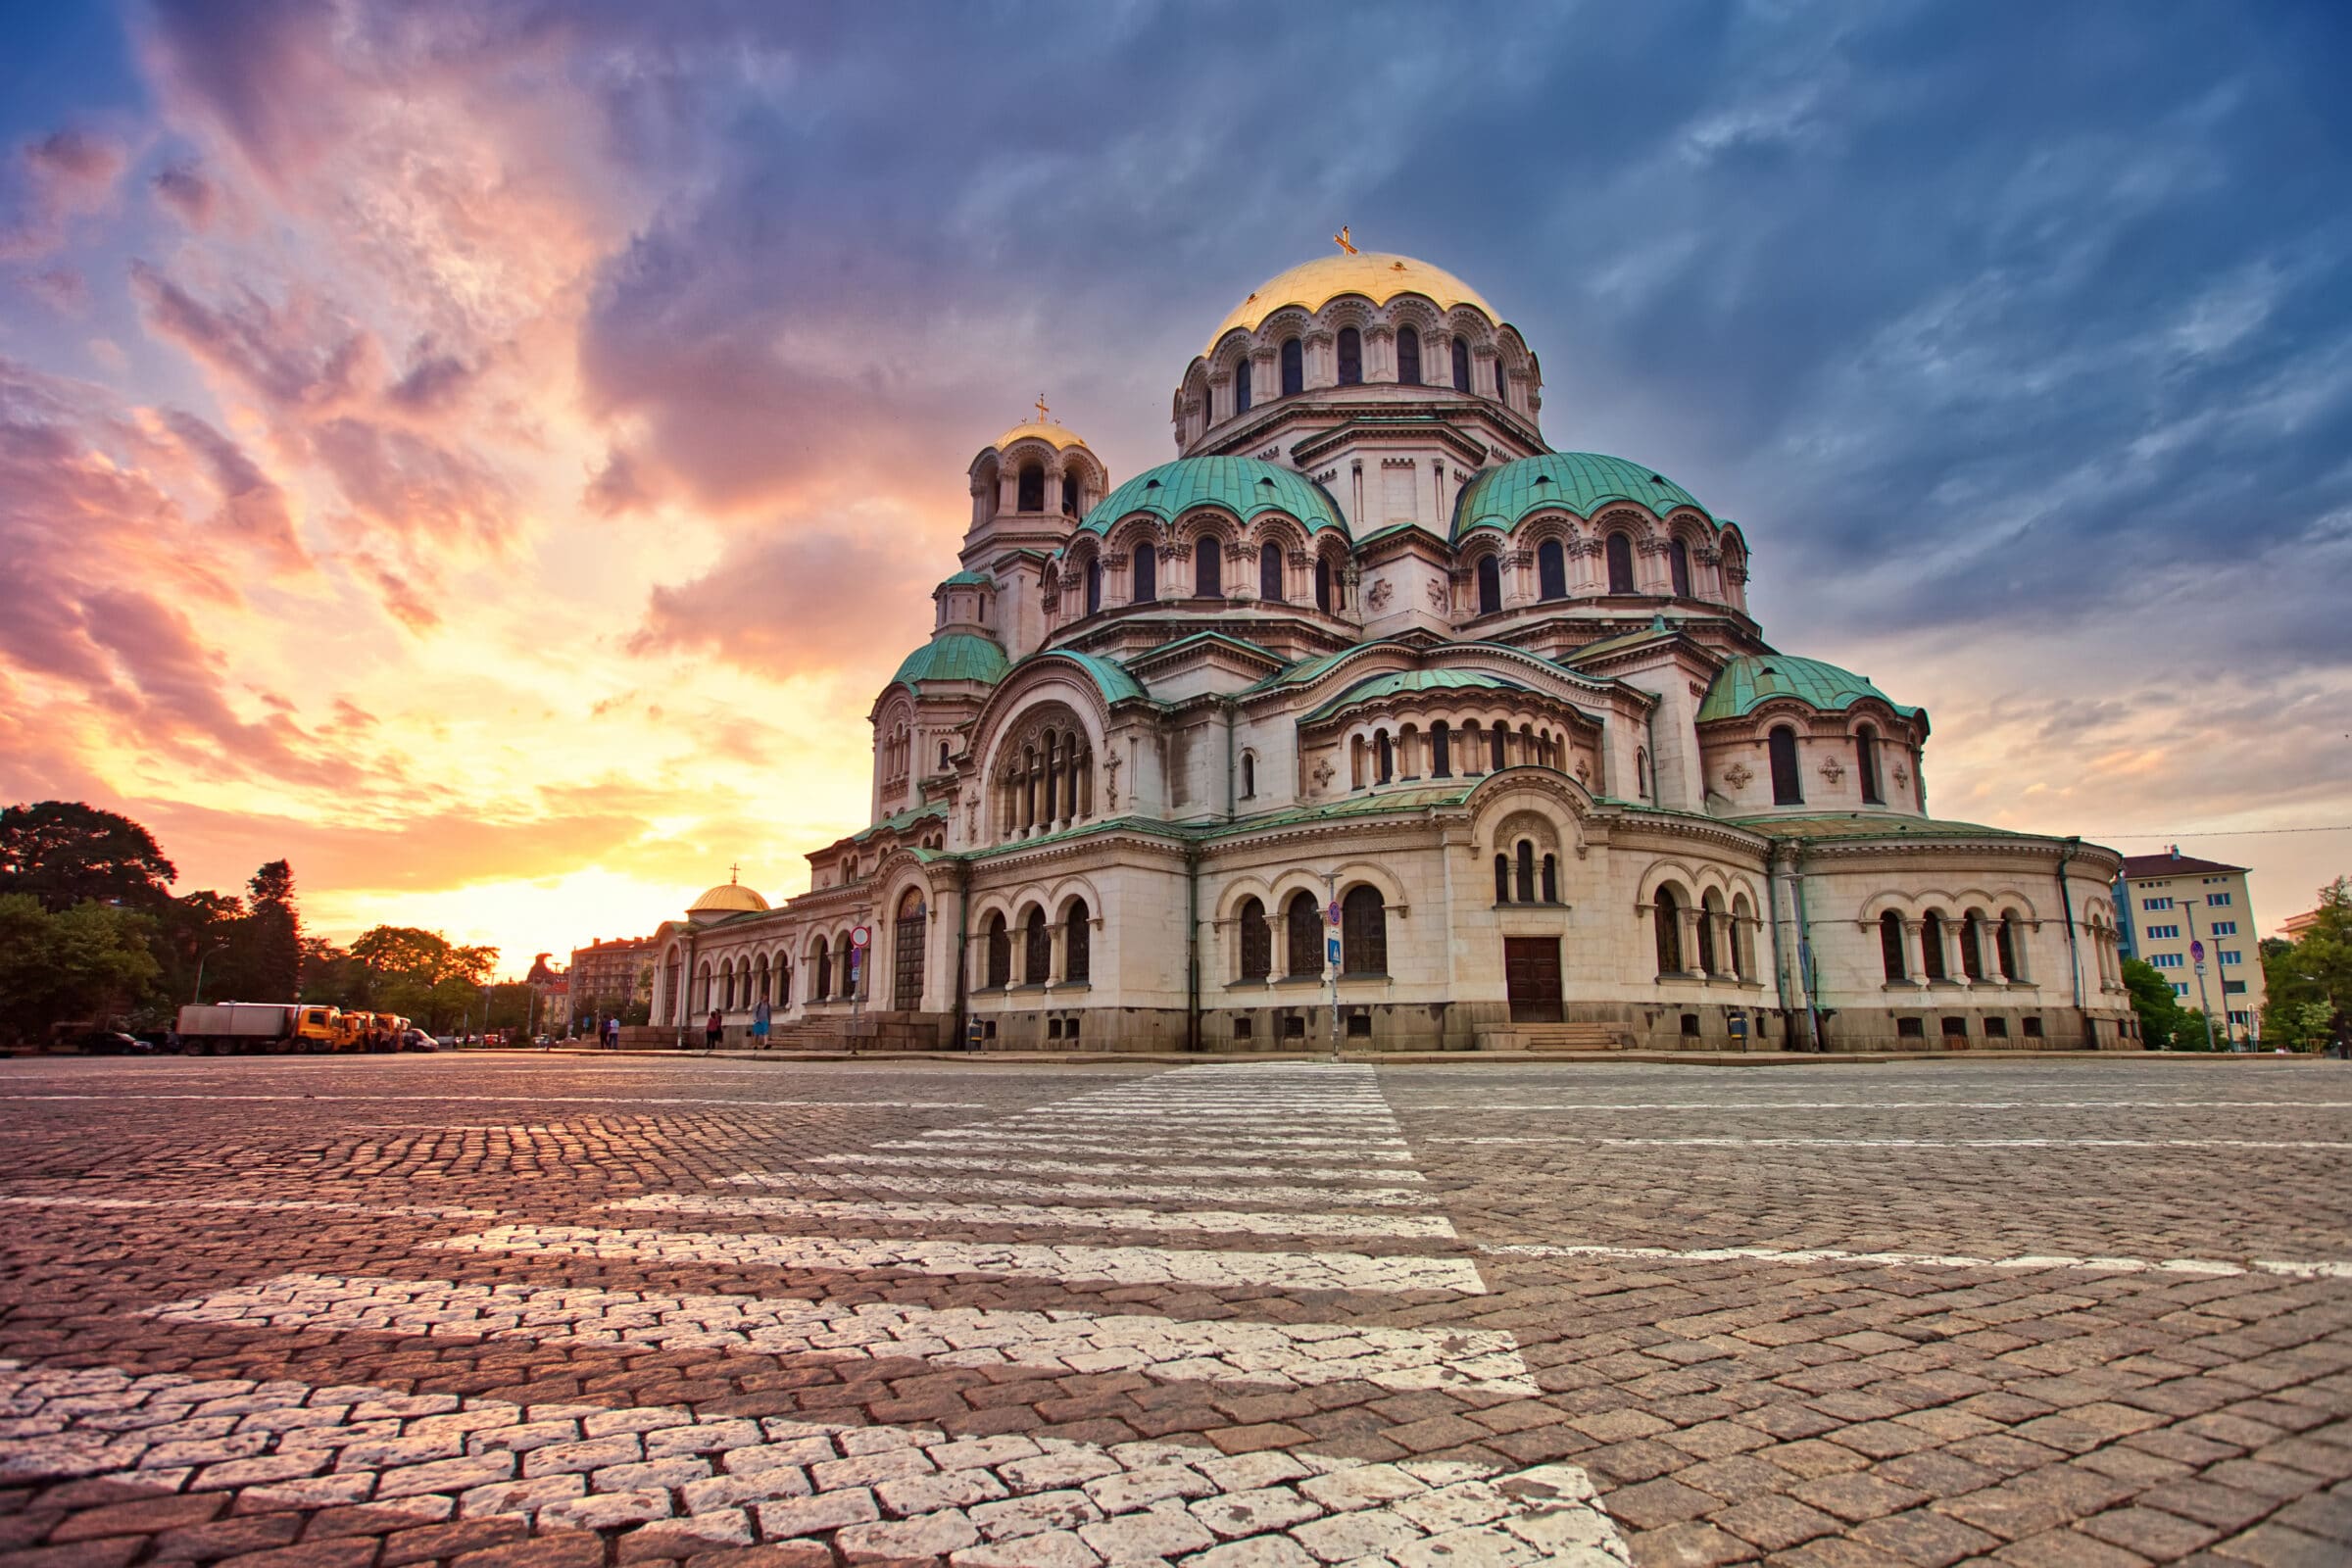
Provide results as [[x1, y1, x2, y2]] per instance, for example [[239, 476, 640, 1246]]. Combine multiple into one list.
[[2115, 847, 2267, 1041]]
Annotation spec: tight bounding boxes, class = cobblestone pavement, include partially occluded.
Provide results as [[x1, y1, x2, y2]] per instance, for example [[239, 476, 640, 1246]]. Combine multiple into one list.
[[1, 1054, 2348, 1568]]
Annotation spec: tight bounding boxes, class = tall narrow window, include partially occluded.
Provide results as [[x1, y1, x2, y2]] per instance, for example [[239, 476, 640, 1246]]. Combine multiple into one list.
[[1017, 464, 1044, 513], [984, 914, 1009, 988], [1492, 357, 1509, 402], [813, 938, 832, 1000], [1921, 910, 1947, 982], [1314, 557, 1334, 612], [1538, 539, 1567, 601], [1515, 841, 1536, 904], [1194, 535, 1222, 598], [1451, 336, 1472, 392], [1241, 753, 1255, 797], [1476, 554, 1501, 614], [1654, 887, 1682, 975], [1605, 533, 1636, 594], [1375, 730, 1394, 784], [776, 957, 791, 1007], [1856, 724, 1884, 805], [1023, 907, 1050, 985], [1337, 327, 1362, 385], [1494, 854, 1511, 904], [1234, 362, 1251, 415], [1997, 914, 2021, 980], [1132, 542, 1156, 603], [1259, 540, 1283, 602], [1239, 897, 1270, 980], [1061, 473, 1080, 516], [1280, 336, 1303, 396], [1670, 539, 1692, 599], [1769, 725, 1803, 805], [1342, 886, 1387, 975], [1542, 855, 1557, 903], [1695, 902, 1719, 975], [1085, 559, 1102, 614], [1636, 747, 1649, 800], [1286, 892, 1321, 977], [1961, 913, 1985, 981], [1396, 326, 1422, 385], [1881, 911, 1907, 980], [892, 888, 926, 1010], [1064, 900, 1090, 985], [1490, 727, 1507, 771], [1430, 721, 1450, 778]]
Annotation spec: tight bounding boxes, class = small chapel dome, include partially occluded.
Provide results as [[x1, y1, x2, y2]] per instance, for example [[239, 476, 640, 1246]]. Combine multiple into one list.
[[993, 419, 1090, 452], [687, 876, 769, 915], [1205, 252, 1498, 355]]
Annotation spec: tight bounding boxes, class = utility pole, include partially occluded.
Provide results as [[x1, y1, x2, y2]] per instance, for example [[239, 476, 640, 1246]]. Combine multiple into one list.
[[2181, 898, 2219, 1052]]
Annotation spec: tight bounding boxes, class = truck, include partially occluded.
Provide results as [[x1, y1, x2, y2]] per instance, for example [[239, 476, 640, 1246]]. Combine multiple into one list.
[[174, 1003, 342, 1054]]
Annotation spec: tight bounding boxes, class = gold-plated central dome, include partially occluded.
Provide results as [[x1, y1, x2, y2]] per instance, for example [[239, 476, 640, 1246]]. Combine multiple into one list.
[[1204, 252, 1497, 355], [994, 420, 1090, 452], [688, 880, 769, 914]]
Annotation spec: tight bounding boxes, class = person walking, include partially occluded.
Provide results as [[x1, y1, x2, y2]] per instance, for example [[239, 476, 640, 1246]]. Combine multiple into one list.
[[604, 1015, 620, 1051], [705, 1008, 723, 1053]]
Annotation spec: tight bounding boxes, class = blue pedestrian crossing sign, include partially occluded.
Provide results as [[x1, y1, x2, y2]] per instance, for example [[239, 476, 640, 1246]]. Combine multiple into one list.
[[1326, 935, 1342, 964]]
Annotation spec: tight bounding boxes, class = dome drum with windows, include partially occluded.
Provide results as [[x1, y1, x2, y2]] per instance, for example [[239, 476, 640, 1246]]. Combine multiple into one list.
[[641, 240, 2132, 1058]]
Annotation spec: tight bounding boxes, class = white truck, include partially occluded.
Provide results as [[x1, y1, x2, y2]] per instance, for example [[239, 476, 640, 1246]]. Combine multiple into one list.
[[174, 1003, 338, 1054]]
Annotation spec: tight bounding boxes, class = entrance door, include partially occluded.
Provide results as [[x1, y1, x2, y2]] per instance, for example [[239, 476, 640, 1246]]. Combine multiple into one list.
[[1504, 938, 1564, 1022]]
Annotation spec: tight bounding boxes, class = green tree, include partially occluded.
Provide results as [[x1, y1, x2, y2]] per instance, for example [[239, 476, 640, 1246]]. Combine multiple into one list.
[[0, 894, 163, 1044], [2262, 876, 2350, 1049], [2122, 956, 2189, 1050], [0, 802, 176, 912], [150, 888, 246, 1012], [239, 859, 302, 1001], [347, 926, 499, 1031]]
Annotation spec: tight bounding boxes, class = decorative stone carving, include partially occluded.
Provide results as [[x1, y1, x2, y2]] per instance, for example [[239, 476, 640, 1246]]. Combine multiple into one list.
[[1574, 758, 1592, 785], [1425, 577, 1448, 610], [1688, 681, 1707, 699], [1103, 756, 1120, 809], [1311, 759, 1336, 791], [1367, 578, 1395, 612], [1819, 757, 1845, 785], [1725, 762, 1754, 790], [1890, 762, 1909, 787]]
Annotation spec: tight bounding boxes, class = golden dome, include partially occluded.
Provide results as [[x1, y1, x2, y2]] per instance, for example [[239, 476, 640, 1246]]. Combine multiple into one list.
[[1205, 252, 1497, 355], [687, 879, 769, 915], [994, 420, 1089, 452]]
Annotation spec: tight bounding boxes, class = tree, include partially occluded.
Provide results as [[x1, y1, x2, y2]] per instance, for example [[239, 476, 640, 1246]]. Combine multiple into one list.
[[240, 859, 302, 1001], [0, 802, 176, 911], [151, 889, 245, 1008], [347, 926, 499, 1031], [2122, 957, 2190, 1050], [2263, 876, 2351, 1050], [0, 894, 162, 1044]]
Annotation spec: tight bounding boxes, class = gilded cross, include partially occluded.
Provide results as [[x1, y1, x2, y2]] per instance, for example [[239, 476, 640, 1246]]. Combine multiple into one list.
[[1332, 226, 1357, 255], [1035, 393, 1051, 423], [728, 860, 741, 883]]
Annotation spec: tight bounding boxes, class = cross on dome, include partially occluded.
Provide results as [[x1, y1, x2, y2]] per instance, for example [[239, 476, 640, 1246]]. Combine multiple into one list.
[[1332, 225, 1357, 255], [1034, 393, 1052, 423]]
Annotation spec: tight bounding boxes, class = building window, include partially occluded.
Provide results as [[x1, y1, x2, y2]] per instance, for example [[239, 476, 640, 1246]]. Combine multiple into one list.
[[1769, 725, 1803, 806], [1239, 897, 1271, 981], [1881, 911, 1907, 980], [1061, 473, 1080, 516], [812, 938, 832, 1000], [1515, 841, 1536, 904], [1132, 542, 1156, 602], [1493, 356, 1509, 401], [1489, 727, 1506, 771], [1542, 855, 1558, 903], [1084, 559, 1102, 614], [1636, 747, 1649, 800], [1342, 886, 1387, 975], [1337, 327, 1362, 385], [2143, 897, 2173, 910], [1856, 724, 1884, 805], [2023, 1016, 2043, 1038], [1241, 753, 1256, 798], [1942, 1016, 1968, 1039], [1286, 892, 1322, 977], [2210, 921, 2237, 936], [1451, 336, 1472, 392], [1475, 554, 1501, 614], [2145, 924, 2179, 940], [1430, 721, 1450, 778], [1654, 887, 1683, 975], [892, 889, 926, 1010], [1195, 534, 1222, 598], [2173, 982, 2189, 997], [984, 914, 1009, 989], [2220, 949, 2243, 966], [1017, 464, 1045, 513], [1065, 900, 1091, 984], [1538, 539, 1567, 601], [1396, 326, 1422, 385], [1494, 854, 1510, 903], [1280, 336, 1303, 396], [1960, 912, 1985, 981], [1897, 1016, 1925, 1038], [1314, 557, 1334, 612], [1670, 539, 1693, 599], [1375, 730, 1394, 784], [1259, 540, 1283, 602], [2207, 892, 2232, 906], [1996, 916, 2020, 981], [1023, 907, 1050, 985], [1605, 533, 1636, 594], [2150, 953, 2184, 969], [1921, 910, 1947, 981], [1234, 362, 1251, 415]]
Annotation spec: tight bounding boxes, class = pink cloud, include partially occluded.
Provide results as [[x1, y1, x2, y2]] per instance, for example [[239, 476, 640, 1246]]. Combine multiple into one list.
[[0, 128, 129, 258], [629, 527, 931, 680]]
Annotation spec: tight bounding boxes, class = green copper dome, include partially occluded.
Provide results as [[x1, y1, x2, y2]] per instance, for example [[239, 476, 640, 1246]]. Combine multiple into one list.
[[1079, 457, 1348, 538], [1697, 655, 1917, 723], [890, 631, 1010, 688], [1453, 453, 1707, 540], [1306, 667, 1530, 722]]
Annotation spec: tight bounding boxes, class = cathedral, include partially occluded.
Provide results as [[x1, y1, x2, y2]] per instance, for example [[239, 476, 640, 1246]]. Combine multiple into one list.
[[649, 248, 2136, 1054]]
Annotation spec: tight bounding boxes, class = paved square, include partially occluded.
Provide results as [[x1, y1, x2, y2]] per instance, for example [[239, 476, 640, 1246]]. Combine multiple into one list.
[[2, 1054, 2348, 1567]]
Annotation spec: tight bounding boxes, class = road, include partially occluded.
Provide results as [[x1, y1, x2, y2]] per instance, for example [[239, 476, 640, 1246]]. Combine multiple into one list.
[[1, 1054, 2348, 1567]]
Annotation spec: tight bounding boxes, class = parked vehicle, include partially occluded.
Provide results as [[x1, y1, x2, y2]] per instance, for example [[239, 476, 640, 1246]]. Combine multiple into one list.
[[398, 1027, 438, 1053], [52, 1027, 149, 1055], [175, 1003, 341, 1054]]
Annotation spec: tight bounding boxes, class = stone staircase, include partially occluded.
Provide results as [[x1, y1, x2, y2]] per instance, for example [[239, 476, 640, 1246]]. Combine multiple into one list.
[[1483, 1022, 1630, 1052]]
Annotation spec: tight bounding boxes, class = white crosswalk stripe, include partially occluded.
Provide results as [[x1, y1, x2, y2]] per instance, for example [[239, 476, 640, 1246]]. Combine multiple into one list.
[[808, 1152, 1428, 1182], [729, 1169, 1438, 1207]]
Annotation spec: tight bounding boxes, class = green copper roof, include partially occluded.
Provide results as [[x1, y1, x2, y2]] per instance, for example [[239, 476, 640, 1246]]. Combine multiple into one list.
[[1453, 453, 1708, 540], [940, 569, 994, 587], [890, 632, 1009, 688], [1305, 667, 1530, 721], [1737, 813, 2037, 844], [1079, 457, 1348, 538], [849, 800, 949, 845], [1008, 649, 1150, 706], [1696, 654, 1917, 723]]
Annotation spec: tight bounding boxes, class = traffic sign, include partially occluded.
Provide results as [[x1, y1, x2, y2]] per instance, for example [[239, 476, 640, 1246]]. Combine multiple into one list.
[[1326, 901, 1342, 927], [851, 925, 871, 949], [1326, 935, 1342, 964], [2189, 939, 2205, 963]]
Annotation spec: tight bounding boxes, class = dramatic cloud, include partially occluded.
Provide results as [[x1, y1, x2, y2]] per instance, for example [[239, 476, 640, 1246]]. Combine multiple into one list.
[[0, 127, 127, 257], [630, 526, 930, 681]]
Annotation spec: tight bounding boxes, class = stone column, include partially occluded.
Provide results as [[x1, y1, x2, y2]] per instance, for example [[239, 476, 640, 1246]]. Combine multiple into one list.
[[1909, 920, 1935, 984], [1984, 924, 2010, 984], [1940, 921, 1968, 987], [1678, 906, 1705, 979]]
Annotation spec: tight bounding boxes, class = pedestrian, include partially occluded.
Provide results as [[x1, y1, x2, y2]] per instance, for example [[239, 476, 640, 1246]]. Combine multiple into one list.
[[706, 1008, 723, 1052], [605, 1015, 620, 1051]]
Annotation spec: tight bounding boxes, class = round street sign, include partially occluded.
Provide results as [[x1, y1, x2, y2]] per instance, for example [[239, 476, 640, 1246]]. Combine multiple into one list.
[[2189, 939, 2205, 963], [851, 925, 872, 949], [1326, 901, 1342, 927]]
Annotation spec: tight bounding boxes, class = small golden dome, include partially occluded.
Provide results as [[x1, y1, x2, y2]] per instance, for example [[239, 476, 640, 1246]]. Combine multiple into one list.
[[994, 420, 1089, 452], [687, 879, 769, 914], [1205, 252, 1497, 355]]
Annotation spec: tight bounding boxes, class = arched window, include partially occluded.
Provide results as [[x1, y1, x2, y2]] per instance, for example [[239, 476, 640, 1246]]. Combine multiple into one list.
[[892, 888, 926, 1010], [1489, 727, 1507, 771], [1259, 540, 1283, 603], [1023, 907, 1050, 986], [1542, 855, 1558, 903], [756, 955, 770, 1004], [1132, 542, 1156, 603], [1670, 538, 1692, 599], [1492, 356, 1510, 402], [812, 938, 832, 1001], [1696, 897, 1721, 976], [1238, 897, 1270, 980], [1921, 910, 1948, 982], [984, 913, 1009, 989], [1286, 892, 1322, 977], [1241, 753, 1255, 798], [1083, 558, 1102, 615], [775, 956, 791, 1007], [1537, 539, 1567, 601], [1194, 534, 1222, 598], [1769, 725, 1803, 805], [1017, 464, 1045, 514], [1494, 854, 1511, 904], [1605, 533, 1636, 594], [1476, 554, 1502, 614], [1856, 724, 1884, 805], [1375, 730, 1394, 784], [1430, 721, 1450, 778], [1881, 911, 1907, 980], [1280, 336, 1303, 396], [1636, 747, 1650, 800], [1998, 913, 2022, 980], [1730, 899, 1751, 980], [1961, 913, 1985, 981], [1065, 900, 1090, 985], [1515, 841, 1536, 904], [1314, 557, 1334, 612], [1337, 327, 1362, 385], [1654, 887, 1683, 975], [938, 740, 951, 771], [1061, 473, 1081, 516], [1451, 337, 1472, 392], [1341, 885, 1386, 975], [1396, 326, 1422, 385], [1234, 362, 1251, 415]]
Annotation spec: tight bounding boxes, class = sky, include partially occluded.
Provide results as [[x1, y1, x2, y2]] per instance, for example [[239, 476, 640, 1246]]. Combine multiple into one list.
[[2, 0, 2348, 976]]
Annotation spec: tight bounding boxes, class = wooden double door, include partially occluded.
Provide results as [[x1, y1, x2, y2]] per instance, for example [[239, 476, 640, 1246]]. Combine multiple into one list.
[[1504, 937, 1564, 1023]]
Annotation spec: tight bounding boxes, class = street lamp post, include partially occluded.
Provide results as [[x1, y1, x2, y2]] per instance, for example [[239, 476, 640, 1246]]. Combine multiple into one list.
[[190, 943, 224, 1004], [2180, 899, 2220, 1053]]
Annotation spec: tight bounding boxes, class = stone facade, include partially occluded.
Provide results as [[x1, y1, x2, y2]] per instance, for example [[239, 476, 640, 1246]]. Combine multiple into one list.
[[650, 250, 2133, 1053]]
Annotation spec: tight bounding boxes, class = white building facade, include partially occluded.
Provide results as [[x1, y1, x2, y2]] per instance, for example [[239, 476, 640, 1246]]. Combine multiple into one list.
[[652, 251, 2134, 1054]]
